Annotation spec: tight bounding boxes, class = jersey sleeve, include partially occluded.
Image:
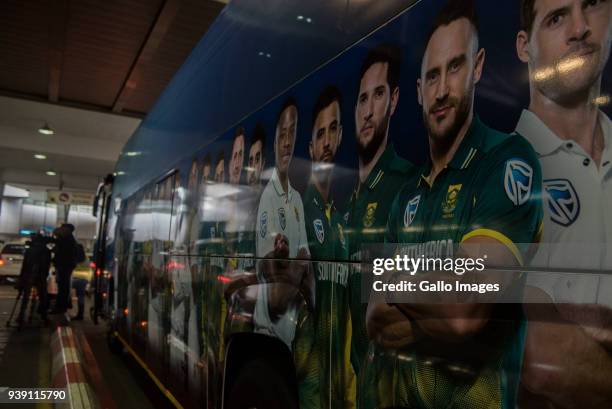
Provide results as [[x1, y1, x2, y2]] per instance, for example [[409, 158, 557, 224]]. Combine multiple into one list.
[[462, 141, 543, 265]]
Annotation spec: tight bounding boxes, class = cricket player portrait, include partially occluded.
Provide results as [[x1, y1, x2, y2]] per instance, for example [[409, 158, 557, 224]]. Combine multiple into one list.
[[515, 0, 612, 407], [363, 1, 543, 408]]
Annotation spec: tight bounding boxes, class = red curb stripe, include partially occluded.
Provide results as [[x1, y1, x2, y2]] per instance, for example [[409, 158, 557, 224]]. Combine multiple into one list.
[[75, 328, 119, 409]]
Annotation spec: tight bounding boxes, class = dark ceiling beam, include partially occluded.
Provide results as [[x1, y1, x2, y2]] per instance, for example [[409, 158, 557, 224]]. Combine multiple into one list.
[[48, 0, 69, 103], [0, 89, 145, 119], [112, 0, 180, 113]]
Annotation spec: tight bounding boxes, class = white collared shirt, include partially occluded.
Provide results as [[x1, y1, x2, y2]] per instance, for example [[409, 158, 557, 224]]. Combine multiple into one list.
[[254, 167, 309, 347], [517, 109, 612, 305], [255, 167, 309, 258]]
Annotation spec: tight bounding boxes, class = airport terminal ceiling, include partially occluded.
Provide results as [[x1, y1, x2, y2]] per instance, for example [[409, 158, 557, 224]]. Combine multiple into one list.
[[0, 0, 228, 191]]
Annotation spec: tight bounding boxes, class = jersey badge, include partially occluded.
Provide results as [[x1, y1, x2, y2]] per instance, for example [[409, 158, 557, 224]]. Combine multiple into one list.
[[260, 211, 268, 238], [544, 179, 580, 226], [404, 195, 421, 227], [278, 207, 286, 230], [363, 202, 378, 228], [441, 184, 461, 218], [313, 219, 325, 244], [504, 158, 533, 206]]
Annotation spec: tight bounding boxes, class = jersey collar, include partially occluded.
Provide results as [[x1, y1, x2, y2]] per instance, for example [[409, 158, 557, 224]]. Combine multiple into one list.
[[447, 115, 486, 170], [599, 112, 612, 166], [515, 109, 563, 156], [271, 167, 294, 202], [417, 116, 485, 186], [305, 182, 336, 221], [364, 143, 398, 191], [517, 109, 612, 164]]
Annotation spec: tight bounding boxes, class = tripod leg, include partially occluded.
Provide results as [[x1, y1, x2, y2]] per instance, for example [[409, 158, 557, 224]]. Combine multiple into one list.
[[6, 289, 22, 327]]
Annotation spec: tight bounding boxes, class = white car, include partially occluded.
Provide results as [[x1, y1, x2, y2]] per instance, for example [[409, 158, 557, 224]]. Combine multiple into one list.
[[0, 242, 26, 281]]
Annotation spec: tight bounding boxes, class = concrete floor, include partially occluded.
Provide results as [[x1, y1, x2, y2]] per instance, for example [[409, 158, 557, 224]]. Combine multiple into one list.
[[0, 284, 175, 409]]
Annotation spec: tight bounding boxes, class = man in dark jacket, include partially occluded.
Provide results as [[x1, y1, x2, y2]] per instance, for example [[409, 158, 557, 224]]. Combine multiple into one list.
[[17, 233, 52, 326], [52, 224, 78, 314]]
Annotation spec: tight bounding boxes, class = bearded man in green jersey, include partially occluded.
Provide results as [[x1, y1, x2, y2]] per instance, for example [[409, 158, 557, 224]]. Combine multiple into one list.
[[300, 85, 355, 408], [364, 1, 543, 408], [345, 44, 415, 384]]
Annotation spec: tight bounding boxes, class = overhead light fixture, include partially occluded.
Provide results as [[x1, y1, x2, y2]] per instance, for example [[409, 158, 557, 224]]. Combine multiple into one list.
[[34, 154, 47, 160], [45, 170, 57, 176], [125, 151, 141, 157], [38, 122, 54, 135]]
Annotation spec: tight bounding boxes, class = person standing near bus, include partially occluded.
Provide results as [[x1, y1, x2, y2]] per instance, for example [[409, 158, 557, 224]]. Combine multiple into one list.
[[300, 85, 354, 409], [255, 98, 312, 348], [345, 43, 414, 379], [515, 0, 612, 407], [52, 224, 78, 315], [365, 2, 543, 408]]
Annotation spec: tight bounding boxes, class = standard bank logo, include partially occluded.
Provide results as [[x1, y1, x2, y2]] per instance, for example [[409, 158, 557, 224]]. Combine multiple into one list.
[[313, 219, 325, 244], [544, 179, 580, 226], [504, 159, 533, 206], [404, 195, 421, 227]]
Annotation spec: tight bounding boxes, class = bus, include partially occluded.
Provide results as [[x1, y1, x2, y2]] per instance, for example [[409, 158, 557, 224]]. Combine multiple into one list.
[[94, 0, 612, 408]]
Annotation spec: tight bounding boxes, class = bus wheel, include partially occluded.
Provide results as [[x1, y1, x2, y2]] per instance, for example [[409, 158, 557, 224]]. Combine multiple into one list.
[[225, 357, 298, 409]]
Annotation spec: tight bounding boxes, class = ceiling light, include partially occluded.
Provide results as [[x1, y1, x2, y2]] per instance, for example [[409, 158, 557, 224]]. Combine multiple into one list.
[[297, 15, 304, 21], [125, 151, 141, 157], [38, 123, 54, 135], [34, 154, 47, 160], [45, 171, 57, 176], [306, 17, 312, 23]]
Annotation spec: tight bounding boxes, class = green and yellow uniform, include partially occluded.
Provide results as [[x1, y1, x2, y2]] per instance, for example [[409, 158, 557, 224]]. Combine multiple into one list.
[[225, 190, 259, 336], [298, 182, 354, 408], [345, 144, 415, 378], [363, 117, 543, 409], [196, 220, 227, 361]]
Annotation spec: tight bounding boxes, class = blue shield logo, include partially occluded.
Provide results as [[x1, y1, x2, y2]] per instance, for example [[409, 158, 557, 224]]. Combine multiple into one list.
[[404, 195, 421, 227], [544, 179, 580, 226], [504, 159, 533, 206], [278, 207, 286, 230], [313, 219, 325, 244]]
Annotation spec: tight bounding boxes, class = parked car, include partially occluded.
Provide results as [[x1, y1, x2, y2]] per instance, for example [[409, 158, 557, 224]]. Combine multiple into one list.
[[0, 242, 26, 282], [72, 256, 94, 289]]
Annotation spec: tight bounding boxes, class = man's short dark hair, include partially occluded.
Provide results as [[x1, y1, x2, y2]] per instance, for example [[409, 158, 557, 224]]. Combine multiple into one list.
[[425, 0, 479, 51], [233, 126, 246, 144], [312, 85, 342, 128], [250, 123, 266, 152], [62, 223, 75, 233], [203, 153, 211, 168], [216, 151, 225, 166], [360, 44, 401, 91], [520, 0, 537, 36], [276, 97, 298, 127]]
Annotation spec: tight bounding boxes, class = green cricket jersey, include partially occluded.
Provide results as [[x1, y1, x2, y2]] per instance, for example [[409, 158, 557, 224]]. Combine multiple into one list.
[[300, 182, 354, 408], [363, 117, 543, 409], [345, 144, 415, 377]]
